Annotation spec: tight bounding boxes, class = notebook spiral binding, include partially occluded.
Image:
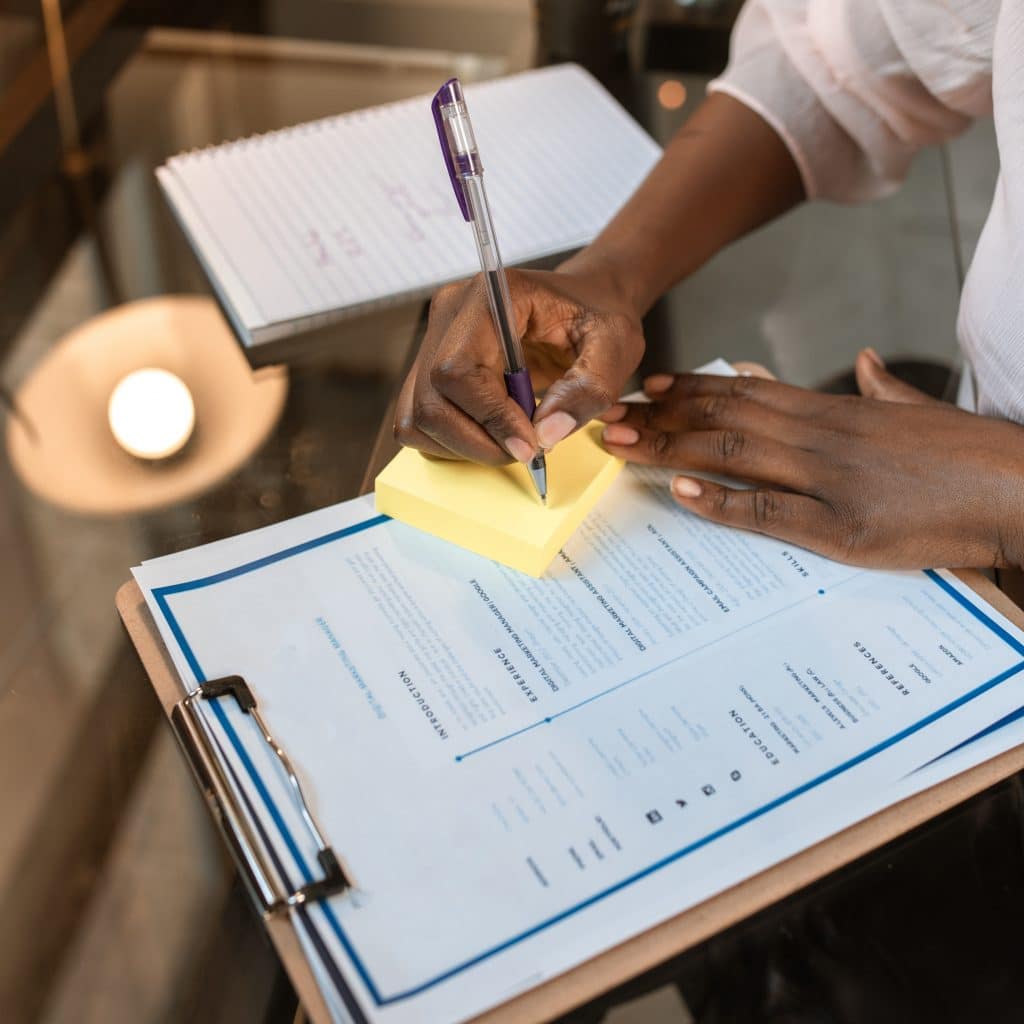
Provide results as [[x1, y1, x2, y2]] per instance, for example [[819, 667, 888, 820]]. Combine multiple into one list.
[[170, 675, 353, 918], [170, 64, 533, 168], [176, 85, 431, 164]]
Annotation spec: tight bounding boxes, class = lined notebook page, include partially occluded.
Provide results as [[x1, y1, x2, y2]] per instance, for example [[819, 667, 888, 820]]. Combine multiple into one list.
[[157, 64, 661, 345]]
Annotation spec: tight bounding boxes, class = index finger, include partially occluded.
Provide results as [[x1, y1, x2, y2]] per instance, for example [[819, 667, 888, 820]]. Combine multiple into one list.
[[428, 278, 540, 458], [397, 275, 537, 463], [644, 372, 839, 418]]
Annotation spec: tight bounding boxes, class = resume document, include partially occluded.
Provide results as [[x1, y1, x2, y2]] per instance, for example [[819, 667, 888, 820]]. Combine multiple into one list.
[[134, 462, 1024, 1023]]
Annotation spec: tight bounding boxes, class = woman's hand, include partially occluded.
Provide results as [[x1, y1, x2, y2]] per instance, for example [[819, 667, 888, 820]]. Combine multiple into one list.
[[394, 261, 645, 465], [600, 350, 1024, 571], [392, 93, 805, 467]]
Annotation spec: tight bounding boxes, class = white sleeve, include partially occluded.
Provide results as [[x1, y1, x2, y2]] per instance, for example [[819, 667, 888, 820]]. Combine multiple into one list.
[[708, 0, 996, 201]]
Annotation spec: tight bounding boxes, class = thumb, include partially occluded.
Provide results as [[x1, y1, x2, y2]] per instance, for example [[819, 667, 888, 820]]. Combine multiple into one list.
[[855, 348, 937, 406], [532, 316, 644, 448]]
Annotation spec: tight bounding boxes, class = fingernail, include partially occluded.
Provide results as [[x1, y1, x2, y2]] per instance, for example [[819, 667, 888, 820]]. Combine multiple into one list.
[[864, 347, 885, 369], [644, 374, 675, 394], [535, 411, 576, 449], [506, 437, 535, 463], [601, 404, 628, 423], [672, 476, 702, 499], [602, 424, 640, 446]]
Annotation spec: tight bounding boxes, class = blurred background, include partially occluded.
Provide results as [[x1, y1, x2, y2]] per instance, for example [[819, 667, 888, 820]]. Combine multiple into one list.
[[0, 2, 1000, 1022]]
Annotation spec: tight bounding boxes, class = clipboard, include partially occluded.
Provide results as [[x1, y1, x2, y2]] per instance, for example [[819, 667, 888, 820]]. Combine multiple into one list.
[[116, 564, 1024, 1024], [118, 316, 1024, 1022]]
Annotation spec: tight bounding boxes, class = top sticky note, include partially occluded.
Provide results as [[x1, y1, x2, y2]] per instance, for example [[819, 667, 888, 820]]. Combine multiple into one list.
[[374, 422, 624, 576]]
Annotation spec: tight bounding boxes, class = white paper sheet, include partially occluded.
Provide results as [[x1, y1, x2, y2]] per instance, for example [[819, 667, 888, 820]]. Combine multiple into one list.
[[133, 465, 1024, 1023]]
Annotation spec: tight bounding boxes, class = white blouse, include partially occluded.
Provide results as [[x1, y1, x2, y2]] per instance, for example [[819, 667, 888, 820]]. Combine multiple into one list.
[[710, 0, 1023, 421]]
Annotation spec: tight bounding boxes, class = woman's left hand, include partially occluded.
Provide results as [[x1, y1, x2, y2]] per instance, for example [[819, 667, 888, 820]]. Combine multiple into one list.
[[600, 350, 1024, 570]]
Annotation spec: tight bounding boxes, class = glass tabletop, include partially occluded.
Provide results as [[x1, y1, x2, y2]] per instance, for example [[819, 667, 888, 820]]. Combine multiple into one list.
[[0, 6, 1012, 1023], [0, 21, 519, 1023]]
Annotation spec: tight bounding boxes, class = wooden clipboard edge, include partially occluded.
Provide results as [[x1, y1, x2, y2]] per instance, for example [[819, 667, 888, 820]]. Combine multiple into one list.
[[118, 570, 1024, 1024], [116, 581, 335, 1024]]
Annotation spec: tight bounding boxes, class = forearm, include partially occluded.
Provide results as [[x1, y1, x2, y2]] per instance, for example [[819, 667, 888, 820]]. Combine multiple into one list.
[[562, 92, 804, 316]]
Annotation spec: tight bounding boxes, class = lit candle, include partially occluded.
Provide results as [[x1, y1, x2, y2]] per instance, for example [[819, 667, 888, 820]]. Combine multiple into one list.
[[108, 368, 195, 460]]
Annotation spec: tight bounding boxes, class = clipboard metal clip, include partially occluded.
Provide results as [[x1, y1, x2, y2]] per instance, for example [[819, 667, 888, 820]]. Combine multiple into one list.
[[170, 674, 353, 918]]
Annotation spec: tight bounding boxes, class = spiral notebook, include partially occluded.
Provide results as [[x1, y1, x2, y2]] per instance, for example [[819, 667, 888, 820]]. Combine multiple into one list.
[[156, 64, 661, 361]]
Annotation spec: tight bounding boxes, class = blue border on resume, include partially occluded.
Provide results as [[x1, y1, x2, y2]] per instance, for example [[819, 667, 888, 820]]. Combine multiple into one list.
[[151, 515, 1024, 1008]]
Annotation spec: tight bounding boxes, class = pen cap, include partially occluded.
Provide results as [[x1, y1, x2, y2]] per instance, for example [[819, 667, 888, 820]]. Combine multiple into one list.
[[431, 78, 482, 221]]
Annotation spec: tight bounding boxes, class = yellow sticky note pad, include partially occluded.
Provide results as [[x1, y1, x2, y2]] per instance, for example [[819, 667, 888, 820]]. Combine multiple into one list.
[[374, 423, 624, 576]]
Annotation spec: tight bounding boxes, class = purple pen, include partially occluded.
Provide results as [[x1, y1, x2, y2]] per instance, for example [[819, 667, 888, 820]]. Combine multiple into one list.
[[431, 78, 548, 504]]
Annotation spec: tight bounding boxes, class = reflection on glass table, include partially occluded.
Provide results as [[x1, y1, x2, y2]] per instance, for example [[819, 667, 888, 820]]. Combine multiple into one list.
[[0, 25, 519, 1024]]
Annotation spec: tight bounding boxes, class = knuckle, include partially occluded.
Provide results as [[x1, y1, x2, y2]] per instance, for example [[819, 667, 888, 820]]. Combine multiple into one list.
[[728, 374, 761, 399], [431, 357, 465, 390], [431, 357, 490, 396], [393, 411, 415, 444], [564, 365, 615, 410], [412, 394, 444, 430], [698, 394, 730, 428], [586, 379, 616, 410], [652, 431, 675, 459], [753, 487, 782, 527], [713, 485, 732, 519], [479, 400, 514, 436], [717, 429, 746, 462]]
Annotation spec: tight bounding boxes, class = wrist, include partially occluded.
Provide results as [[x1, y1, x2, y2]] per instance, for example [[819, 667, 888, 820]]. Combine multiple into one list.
[[994, 492, 1024, 572], [986, 444, 1024, 570], [557, 246, 654, 320]]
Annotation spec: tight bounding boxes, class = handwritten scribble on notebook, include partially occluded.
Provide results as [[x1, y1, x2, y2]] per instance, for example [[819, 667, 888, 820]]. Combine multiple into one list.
[[156, 64, 661, 354]]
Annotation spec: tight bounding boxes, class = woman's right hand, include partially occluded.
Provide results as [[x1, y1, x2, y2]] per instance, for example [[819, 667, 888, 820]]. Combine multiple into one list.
[[391, 92, 807, 467], [393, 259, 645, 465]]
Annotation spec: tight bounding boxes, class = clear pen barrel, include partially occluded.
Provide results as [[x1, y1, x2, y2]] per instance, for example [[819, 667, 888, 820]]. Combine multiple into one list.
[[462, 174, 527, 373]]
